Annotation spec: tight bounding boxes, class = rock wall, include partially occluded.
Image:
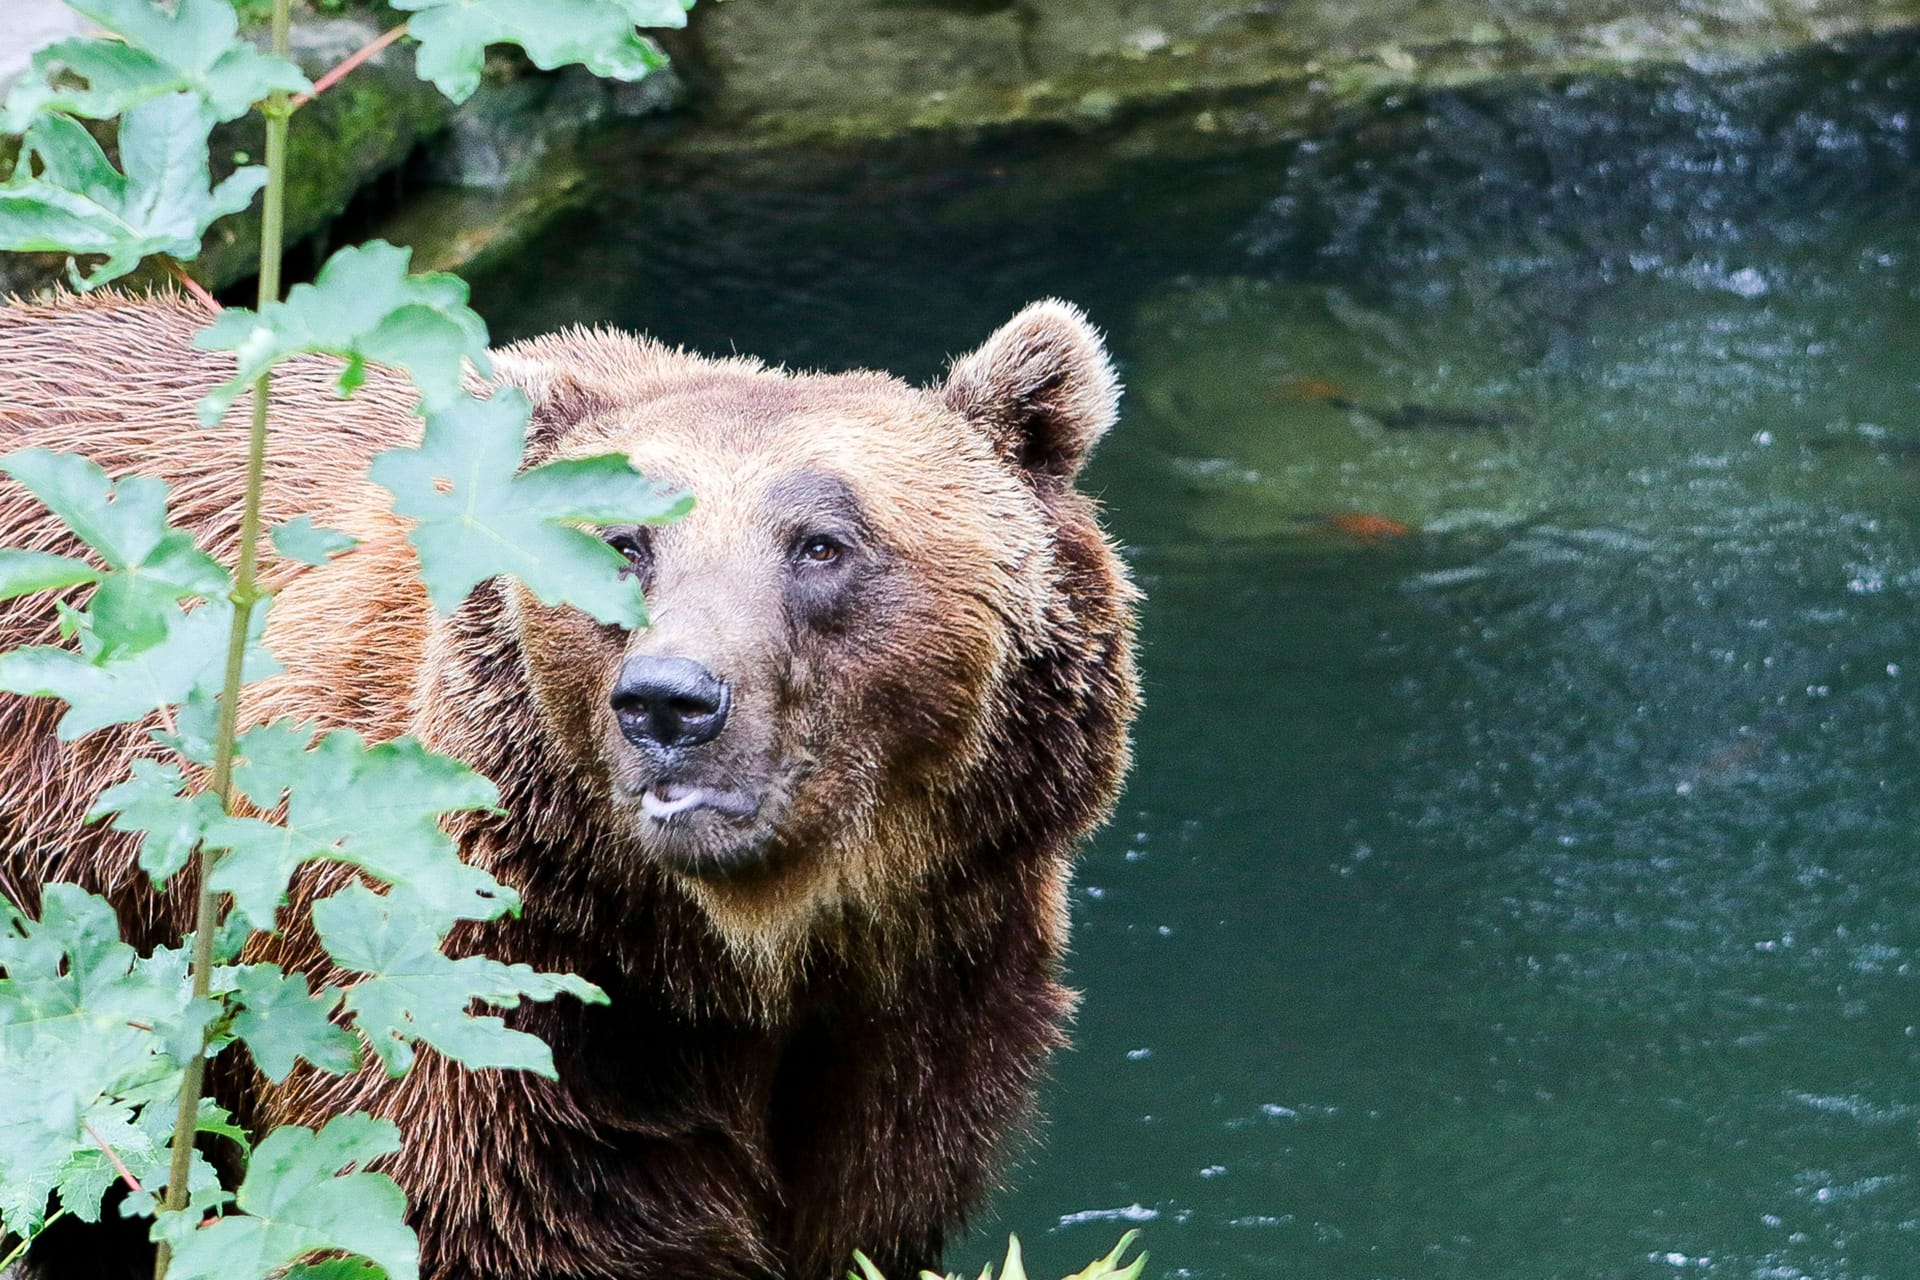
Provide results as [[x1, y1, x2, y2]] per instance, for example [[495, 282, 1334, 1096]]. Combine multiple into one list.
[[4, 0, 1918, 295], [683, 0, 1920, 144]]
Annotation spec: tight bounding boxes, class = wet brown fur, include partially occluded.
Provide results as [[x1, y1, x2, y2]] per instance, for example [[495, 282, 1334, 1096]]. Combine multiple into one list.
[[0, 291, 1139, 1280]]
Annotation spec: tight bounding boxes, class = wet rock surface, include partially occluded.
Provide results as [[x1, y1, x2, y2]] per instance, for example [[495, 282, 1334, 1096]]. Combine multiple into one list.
[[681, 0, 1920, 145], [4, 0, 1918, 295], [388, 0, 1920, 279]]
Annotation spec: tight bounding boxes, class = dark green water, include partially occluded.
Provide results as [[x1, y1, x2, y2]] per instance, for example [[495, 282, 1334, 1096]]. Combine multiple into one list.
[[472, 40, 1920, 1280]]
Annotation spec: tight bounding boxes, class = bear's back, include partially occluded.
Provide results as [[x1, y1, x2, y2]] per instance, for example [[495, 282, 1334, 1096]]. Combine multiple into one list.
[[0, 293, 434, 931]]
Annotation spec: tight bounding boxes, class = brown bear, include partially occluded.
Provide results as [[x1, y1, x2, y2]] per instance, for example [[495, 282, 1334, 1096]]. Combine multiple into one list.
[[0, 291, 1139, 1280]]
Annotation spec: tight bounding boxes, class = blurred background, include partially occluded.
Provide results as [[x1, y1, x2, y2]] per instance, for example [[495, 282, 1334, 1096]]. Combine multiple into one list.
[[13, 2, 1920, 1276]]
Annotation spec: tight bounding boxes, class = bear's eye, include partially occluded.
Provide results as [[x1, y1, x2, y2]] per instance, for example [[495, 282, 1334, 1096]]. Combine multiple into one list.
[[795, 535, 843, 565], [605, 527, 651, 578]]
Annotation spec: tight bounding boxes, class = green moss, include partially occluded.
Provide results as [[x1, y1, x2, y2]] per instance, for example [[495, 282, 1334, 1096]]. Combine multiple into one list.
[[178, 16, 451, 291]]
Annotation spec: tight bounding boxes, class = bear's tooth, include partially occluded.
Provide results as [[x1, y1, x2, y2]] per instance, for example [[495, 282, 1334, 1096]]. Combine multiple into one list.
[[642, 786, 708, 820]]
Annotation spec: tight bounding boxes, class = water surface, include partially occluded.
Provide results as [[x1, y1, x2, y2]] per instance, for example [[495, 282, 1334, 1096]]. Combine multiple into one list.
[[475, 42, 1920, 1280]]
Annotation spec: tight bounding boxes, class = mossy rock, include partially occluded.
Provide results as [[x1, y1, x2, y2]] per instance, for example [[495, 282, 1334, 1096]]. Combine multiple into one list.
[[678, 0, 1920, 148], [197, 16, 452, 292]]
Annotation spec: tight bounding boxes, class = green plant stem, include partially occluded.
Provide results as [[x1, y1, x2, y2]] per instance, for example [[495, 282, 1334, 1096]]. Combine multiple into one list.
[[152, 1, 291, 1276], [0, 1211, 67, 1272]]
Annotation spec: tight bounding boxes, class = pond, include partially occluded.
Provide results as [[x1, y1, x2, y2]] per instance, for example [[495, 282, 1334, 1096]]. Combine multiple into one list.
[[470, 37, 1920, 1280]]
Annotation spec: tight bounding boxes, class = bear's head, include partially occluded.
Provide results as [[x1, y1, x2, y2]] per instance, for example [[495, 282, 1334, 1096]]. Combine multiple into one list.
[[485, 302, 1137, 962]]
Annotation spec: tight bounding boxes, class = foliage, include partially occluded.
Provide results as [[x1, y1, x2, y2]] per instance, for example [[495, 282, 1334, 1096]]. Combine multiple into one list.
[[395, 0, 692, 103], [191, 240, 488, 422], [151, 1115, 415, 1280], [850, 1233, 1147, 1280], [0, 0, 688, 1276], [0, 0, 310, 131], [369, 390, 691, 625], [0, 449, 229, 652], [0, 96, 266, 287], [0, 885, 226, 1235], [0, 2, 1145, 1278]]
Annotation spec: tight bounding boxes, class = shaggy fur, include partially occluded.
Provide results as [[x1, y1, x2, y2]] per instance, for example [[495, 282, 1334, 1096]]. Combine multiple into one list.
[[0, 291, 1139, 1280]]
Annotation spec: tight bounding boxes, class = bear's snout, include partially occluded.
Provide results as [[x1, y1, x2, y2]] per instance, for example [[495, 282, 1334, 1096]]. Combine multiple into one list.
[[611, 654, 732, 751]]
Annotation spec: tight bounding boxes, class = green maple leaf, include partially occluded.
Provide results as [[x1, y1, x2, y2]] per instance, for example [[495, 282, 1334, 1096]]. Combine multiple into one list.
[[0, 449, 229, 655], [271, 517, 359, 567], [0, 452, 219, 582], [154, 1113, 418, 1280], [395, 0, 690, 103], [0, 0, 310, 131], [89, 758, 225, 884], [151, 688, 222, 767], [312, 884, 605, 1077], [0, 447, 263, 738], [0, 93, 266, 289], [73, 1078, 235, 1222], [88, 722, 513, 936], [227, 965, 359, 1083], [0, 596, 277, 740], [0, 549, 106, 600], [0, 887, 217, 1235], [192, 240, 490, 427], [283, 1262, 390, 1280], [0, 887, 210, 1075], [369, 390, 689, 626], [200, 815, 360, 934], [198, 723, 512, 932], [1, 1067, 95, 1234]]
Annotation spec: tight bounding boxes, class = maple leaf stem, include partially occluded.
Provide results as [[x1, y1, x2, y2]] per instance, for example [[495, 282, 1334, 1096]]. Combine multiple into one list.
[[292, 22, 411, 109], [164, 260, 221, 315], [83, 1122, 146, 1194], [156, 4, 294, 1277]]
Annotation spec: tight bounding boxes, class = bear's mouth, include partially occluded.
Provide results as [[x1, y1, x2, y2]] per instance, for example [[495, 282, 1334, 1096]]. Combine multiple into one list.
[[639, 781, 761, 823], [616, 773, 787, 881], [611, 753, 816, 882]]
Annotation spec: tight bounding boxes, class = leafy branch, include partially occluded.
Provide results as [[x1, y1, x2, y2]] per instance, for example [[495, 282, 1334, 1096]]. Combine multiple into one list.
[[0, 0, 689, 1277]]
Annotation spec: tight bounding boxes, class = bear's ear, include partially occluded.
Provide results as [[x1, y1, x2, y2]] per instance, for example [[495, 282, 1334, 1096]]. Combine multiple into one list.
[[485, 352, 616, 462], [940, 300, 1120, 485]]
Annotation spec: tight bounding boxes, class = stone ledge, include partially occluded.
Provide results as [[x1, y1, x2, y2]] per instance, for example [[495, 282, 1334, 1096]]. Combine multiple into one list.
[[677, 0, 1920, 149]]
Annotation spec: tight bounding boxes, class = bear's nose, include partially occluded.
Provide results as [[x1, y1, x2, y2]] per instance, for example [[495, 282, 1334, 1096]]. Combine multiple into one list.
[[611, 656, 731, 751]]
